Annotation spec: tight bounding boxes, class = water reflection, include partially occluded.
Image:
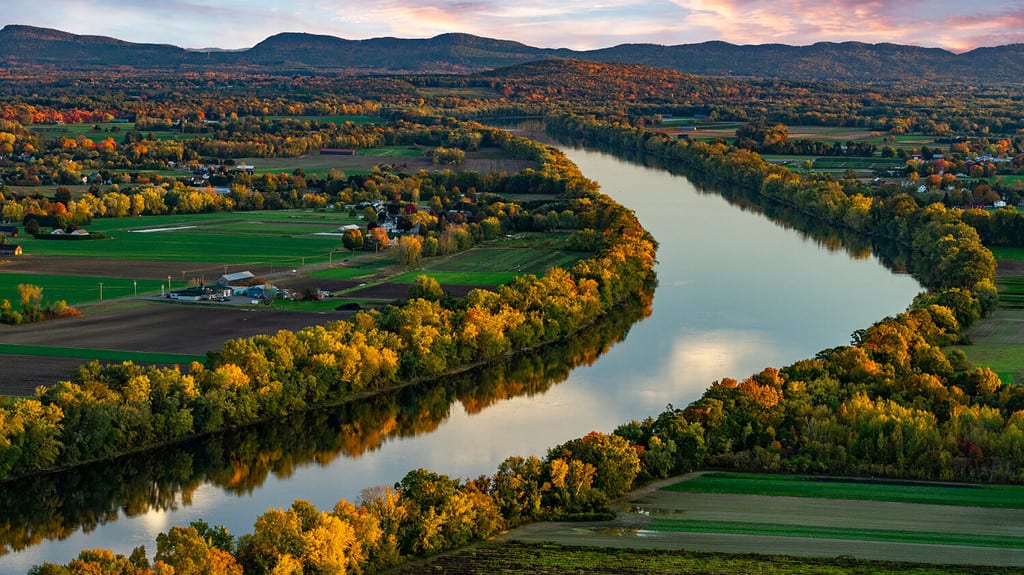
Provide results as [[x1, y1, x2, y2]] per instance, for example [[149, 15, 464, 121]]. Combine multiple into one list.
[[0, 288, 653, 557]]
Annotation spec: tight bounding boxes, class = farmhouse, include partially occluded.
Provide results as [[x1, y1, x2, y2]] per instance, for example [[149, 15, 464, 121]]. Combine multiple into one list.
[[0, 244, 22, 256], [0, 225, 18, 237]]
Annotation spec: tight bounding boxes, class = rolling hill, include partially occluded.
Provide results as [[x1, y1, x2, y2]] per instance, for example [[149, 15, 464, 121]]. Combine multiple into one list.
[[2, 24, 1023, 83]]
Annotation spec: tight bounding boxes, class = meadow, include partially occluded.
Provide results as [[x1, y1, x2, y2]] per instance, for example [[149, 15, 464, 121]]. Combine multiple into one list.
[[0, 273, 169, 305], [18, 209, 358, 266], [664, 471, 1024, 508], [392, 541, 1021, 575], [0, 343, 203, 365], [28, 122, 213, 142]]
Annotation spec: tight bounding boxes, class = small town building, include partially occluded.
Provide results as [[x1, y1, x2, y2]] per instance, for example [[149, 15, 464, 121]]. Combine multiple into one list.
[[218, 271, 256, 286], [0, 225, 18, 237]]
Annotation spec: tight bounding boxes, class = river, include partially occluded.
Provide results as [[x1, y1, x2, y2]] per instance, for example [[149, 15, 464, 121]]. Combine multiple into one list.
[[0, 141, 923, 573]]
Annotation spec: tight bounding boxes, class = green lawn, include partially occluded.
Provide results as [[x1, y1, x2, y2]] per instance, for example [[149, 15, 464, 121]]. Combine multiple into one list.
[[646, 519, 1024, 549], [0, 343, 203, 365], [666, 472, 1024, 509]]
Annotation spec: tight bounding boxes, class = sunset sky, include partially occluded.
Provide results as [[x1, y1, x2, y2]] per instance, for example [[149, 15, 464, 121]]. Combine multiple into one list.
[[3, 0, 1023, 53]]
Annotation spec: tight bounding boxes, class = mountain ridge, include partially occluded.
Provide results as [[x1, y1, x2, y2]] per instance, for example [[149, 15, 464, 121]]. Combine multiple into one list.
[[2, 24, 1023, 83]]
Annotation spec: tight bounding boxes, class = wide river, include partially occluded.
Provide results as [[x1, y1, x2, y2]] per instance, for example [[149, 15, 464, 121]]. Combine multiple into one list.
[[0, 141, 922, 573]]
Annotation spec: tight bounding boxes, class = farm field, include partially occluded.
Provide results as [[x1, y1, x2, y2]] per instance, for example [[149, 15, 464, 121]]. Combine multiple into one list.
[[0, 211, 584, 396], [28, 122, 213, 142], [664, 471, 1024, 508], [425, 247, 583, 275], [230, 145, 535, 177], [260, 115, 379, 124], [392, 540, 1022, 575], [500, 473, 1024, 567], [0, 301, 349, 396], [951, 257, 1024, 383], [0, 272, 169, 305], [954, 306, 1024, 384], [12, 209, 357, 268]]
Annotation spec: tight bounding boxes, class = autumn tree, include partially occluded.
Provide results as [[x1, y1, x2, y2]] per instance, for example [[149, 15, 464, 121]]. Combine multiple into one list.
[[392, 235, 423, 267], [342, 227, 364, 252]]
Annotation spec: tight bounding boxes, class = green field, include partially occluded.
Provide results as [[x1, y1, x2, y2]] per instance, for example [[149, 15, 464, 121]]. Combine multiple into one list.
[[427, 247, 583, 275], [666, 472, 1024, 508], [19, 210, 359, 265], [0, 274, 169, 306], [391, 269, 519, 286], [0, 343, 203, 365], [645, 518, 1024, 549], [28, 122, 212, 142], [954, 306, 1024, 383], [261, 115, 378, 124], [308, 266, 377, 280], [359, 147, 424, 158], [812, 157, 904, 171], [393, 541, 1017, 575], [991, 246, 1024, 261]]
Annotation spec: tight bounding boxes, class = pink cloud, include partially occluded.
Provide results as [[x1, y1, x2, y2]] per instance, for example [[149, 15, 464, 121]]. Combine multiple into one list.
[[673, 0, 1024, 50]]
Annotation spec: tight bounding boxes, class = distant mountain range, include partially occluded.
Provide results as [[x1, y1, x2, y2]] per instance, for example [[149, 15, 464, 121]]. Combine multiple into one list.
[[2, 24, 1023, 83]]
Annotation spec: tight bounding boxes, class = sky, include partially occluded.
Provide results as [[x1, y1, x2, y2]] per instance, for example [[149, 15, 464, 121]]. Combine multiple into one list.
[[3, 0, 1024, 53]]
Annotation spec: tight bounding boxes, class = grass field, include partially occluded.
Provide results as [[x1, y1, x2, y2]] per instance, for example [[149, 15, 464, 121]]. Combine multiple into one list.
[[991, 247, 1024, 261], [18, 210, 358, 265], [28, 122, 212, 142], [953, 305, 1024, 383], [391, 269, 520, 286], [646, 518, 1024, 548], [496, 472, 1024, 567], [392, 541, 1022, 574], [359, 147, 425, 157], [0, 343, 203, 365], [664, 472, 1024, 508], [261, 115, 378, 124], [308, 266, 377, 280], [428, 247, 583, 275], [0, 274, 170, 305], [812, 157, 904, 171]]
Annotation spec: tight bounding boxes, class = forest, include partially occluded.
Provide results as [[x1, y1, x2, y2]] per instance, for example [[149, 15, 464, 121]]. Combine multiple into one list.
[[1, 57, 1024, 572]]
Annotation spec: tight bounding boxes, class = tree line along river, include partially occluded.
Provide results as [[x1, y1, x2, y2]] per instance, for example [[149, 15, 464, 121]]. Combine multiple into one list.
[[0, 138, 923, 573]]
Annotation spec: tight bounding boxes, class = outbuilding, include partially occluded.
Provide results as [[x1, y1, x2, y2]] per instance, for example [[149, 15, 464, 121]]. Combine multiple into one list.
[[0, 244, 22, 256], [218, 270, 256, 286]]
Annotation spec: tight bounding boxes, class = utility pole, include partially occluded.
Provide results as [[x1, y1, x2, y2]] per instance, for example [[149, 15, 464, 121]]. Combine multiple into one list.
[[133, 280, 137, 297], [98, 282, 103, 301]]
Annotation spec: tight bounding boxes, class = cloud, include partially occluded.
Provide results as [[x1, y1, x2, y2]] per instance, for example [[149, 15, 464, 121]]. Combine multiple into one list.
[[670, 0, 1024, 50]]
